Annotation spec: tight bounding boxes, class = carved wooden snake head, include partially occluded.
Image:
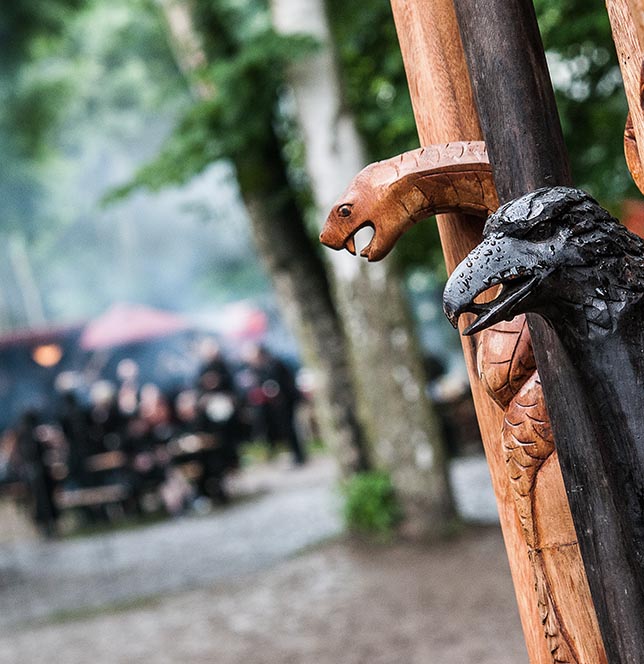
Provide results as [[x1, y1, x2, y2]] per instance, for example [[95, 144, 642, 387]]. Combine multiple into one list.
[[320, 160, 416, 262], [443, 186, 643, 336], [320, 142, 496, 262]]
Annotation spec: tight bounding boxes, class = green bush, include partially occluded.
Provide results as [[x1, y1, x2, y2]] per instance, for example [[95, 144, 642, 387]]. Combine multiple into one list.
[[341, 471, 402, 537]]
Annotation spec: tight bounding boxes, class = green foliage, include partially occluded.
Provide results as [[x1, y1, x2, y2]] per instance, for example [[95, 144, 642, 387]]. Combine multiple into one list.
[[0, 0, 272, 325], [534, 0, 637, 205], [326, 0, 417, 161], [0, 0, 88, 235], [0, 0, 184, 236], [106, 0, 317, 203], [341, 471, 402, 537], [0, 0, 87, 69]]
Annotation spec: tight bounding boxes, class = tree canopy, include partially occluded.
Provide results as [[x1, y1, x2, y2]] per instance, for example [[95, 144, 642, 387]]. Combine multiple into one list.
[[1, 0, 640, 323]]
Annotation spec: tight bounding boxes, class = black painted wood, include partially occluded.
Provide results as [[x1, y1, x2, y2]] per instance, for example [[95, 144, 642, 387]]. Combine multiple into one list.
[[451, 1, 644, 663]]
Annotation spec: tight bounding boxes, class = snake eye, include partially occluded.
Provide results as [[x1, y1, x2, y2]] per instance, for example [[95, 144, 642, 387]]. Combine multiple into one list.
[[338, 204, 352, 218]]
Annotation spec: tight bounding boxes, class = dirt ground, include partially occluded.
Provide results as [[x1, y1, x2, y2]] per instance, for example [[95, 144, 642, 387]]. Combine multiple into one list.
[[0, 527, 528, 664], [0, 456, 529, 663]]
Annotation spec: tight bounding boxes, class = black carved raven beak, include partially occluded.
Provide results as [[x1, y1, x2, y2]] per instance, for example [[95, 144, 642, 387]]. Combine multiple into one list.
[[443, 236, 542, 335]]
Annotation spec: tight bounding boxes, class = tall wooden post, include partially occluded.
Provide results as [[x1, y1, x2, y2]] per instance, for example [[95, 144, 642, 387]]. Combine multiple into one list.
[[607, 0, 644, 192], [453, 1, 644, 662], [608, 0, 644, 183], [388, 1, 554, 661]]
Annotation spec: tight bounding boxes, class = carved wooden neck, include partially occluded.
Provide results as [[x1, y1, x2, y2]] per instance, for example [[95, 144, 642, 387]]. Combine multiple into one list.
[[389, 144, 498, 220], [320, 141, 498, 261]]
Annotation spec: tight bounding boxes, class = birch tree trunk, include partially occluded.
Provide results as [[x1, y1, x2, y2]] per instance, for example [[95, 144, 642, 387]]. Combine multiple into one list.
[[159, 0, 369, 474], [271, 0, 455, 536], [7, 233, 46, 327]]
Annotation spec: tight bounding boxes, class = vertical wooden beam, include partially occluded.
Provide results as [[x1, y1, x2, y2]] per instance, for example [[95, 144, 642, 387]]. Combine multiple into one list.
[[453, 1, 644, 662], [626, 0, 644, 47], [607, 0, 644, 190], [388, 1, 551, 661]]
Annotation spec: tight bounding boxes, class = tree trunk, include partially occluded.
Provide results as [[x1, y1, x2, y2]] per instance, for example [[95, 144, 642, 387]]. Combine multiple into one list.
[[236, 133, 370, 474], [159, 0, 369, 474], [7, 233, 46, 327], [271, 0, 455, 537]]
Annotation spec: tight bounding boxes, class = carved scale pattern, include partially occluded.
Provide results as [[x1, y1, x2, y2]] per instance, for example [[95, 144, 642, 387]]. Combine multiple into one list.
[[479, 318, 578, 663]]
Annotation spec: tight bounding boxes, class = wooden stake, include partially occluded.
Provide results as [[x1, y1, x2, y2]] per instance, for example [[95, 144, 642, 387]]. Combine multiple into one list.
[[388, 1, 556, 661], [607, 0, 644, 191]]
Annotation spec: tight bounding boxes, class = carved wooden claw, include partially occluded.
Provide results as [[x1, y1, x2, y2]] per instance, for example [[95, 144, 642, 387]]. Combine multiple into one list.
[[320, 141, 496, 261]]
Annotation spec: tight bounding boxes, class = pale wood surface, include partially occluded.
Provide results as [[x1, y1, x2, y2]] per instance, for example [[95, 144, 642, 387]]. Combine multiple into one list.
[[608, 0, 644, 190]]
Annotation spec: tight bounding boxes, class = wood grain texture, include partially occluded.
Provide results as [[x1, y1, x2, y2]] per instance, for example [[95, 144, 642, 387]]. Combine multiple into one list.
[[450, 0, 638, 660], [321, 137, 607, 662], [479, 319, 606, 664], [392, 6, 601, 664], [452, 0, 572, 202], [627, 0, 644, 48], [443, 185, 644, 664], [623, 111, 644, 193], [607, 0, 644, 191]]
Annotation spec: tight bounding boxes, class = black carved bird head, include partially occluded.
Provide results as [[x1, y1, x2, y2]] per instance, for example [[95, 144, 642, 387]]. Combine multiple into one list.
[[443, 186, 644, 335]]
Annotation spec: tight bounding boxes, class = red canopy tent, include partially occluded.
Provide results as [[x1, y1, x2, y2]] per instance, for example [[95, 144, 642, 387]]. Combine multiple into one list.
[[80, 304, 189, 351]]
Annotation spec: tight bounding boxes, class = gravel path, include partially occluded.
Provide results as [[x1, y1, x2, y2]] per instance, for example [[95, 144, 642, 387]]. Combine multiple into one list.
[[0, 528, 527, 664], [0, 453, 518, 664], [0, 458, 342, 630]]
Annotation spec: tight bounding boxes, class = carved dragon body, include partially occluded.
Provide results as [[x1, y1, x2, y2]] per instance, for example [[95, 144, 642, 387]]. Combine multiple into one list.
[[444, 187, 644, 661], [321, 143, 605, 663]]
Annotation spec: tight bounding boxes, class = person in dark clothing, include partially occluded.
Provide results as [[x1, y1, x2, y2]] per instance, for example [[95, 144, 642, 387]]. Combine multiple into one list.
[[197, 339, 236, 395], [124, 383, 172, 513], [246, 345, 306, 465], [195, 339, 242, 502], [59, 391, 91, 488], [86, 381, 123, 458], [16, 411, 59, 536]]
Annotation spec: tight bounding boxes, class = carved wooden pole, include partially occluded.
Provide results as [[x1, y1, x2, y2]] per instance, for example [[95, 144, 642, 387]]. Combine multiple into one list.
[[452, 1, 644, 662], [385, 2, 567, 661], [607, 0, 644, 192]]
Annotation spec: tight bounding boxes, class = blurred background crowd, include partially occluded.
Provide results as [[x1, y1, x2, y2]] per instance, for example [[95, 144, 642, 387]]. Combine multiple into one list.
[[0, 305, 317, 536], [0, 298, 481, 538]]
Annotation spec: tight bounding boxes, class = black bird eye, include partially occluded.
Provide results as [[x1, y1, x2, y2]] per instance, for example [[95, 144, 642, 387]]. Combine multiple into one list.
[[338, 204, 352, 218], [524, 222, 554, 242]]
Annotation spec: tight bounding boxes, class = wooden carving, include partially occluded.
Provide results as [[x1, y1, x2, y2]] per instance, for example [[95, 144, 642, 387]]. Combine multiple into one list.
[[321, 143, 606, 663], [478, 318, 603, 663], [623, 60, 644, 193], [607, 0, 644, 194], [444, 186, 644, 664], [319, 141, 496, 261], [624, 111, 644, 193]]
